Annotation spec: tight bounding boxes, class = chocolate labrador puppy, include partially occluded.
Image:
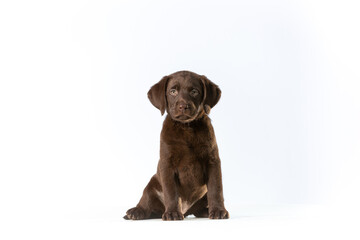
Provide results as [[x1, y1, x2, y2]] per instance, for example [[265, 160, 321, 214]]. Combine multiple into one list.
[[124, 70, 229, 220]]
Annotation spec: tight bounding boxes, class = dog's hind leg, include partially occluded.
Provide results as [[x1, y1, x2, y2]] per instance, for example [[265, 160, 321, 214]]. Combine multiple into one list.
[[124, 175, 164, 220]]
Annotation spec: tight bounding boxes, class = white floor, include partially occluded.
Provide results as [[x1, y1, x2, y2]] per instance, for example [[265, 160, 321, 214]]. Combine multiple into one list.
[[2, 204, 358, 240]]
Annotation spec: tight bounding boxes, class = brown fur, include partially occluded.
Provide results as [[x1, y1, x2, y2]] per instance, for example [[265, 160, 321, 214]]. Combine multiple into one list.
[[124, 70, 229, 220]]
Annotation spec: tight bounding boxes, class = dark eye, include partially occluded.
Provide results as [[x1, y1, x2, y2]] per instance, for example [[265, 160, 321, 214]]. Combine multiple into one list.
[[190, 89, 199, 97], [169, 89, 178, 96]]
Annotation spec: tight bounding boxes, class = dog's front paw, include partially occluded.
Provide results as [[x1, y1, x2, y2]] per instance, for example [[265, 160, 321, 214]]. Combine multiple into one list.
[[162, 211, 184, 221], [209, 208, 229, 219], [124, 207, 146, 220]]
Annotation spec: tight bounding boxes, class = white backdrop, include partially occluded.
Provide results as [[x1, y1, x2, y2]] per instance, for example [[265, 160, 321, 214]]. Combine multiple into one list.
[[1, 0, 359, 239]]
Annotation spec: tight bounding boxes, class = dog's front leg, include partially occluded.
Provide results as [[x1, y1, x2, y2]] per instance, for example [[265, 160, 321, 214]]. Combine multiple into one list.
[[158, 160, 184, 221], [207, 154, 230, 219]]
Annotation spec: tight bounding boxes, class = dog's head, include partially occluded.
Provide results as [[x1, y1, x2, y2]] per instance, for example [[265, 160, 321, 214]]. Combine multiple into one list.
[[148, 71, 221, 123]]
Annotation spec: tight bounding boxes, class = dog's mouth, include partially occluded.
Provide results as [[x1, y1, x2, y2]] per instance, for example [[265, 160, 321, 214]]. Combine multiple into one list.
[[170, 105, 199, 123]]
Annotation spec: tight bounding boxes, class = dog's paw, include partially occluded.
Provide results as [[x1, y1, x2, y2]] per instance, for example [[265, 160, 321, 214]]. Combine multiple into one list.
[[162, 211, 184, 221], [124, 207, 146, 220], [209, 208, 229, 219]]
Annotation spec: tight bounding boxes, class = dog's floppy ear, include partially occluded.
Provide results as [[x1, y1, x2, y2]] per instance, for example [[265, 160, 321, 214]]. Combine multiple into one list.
[[147, 76, 169, 115], [201, 75, 221, 111]]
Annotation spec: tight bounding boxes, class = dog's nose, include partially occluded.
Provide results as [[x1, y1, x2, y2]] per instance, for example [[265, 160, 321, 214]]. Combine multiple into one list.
[[178, 103, 189, 111]]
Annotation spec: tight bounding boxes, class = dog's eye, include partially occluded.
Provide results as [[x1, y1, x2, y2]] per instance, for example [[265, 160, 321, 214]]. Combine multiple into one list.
[[170, 89, 178, 96], [190, 89, 199, 97]]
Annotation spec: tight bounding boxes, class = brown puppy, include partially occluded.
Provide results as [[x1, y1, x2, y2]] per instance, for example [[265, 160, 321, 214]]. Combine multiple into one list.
[[124, 70, 229, 220]]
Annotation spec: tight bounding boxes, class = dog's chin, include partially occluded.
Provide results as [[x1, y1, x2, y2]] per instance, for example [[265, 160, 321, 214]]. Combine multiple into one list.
[[172, 114, 197, 123]]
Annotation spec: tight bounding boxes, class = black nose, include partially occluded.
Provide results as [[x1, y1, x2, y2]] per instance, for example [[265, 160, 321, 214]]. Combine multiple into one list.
[[178, 103, 189, 111]]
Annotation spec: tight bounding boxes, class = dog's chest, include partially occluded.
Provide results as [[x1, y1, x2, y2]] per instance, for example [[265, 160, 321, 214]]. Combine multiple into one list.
[[176, 158, 207, 203], [176, 136, 211, 187]]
